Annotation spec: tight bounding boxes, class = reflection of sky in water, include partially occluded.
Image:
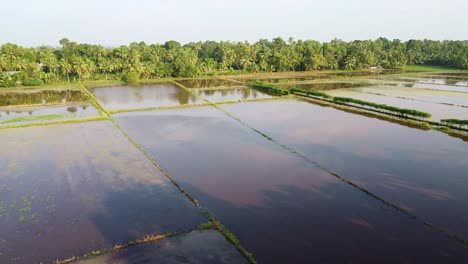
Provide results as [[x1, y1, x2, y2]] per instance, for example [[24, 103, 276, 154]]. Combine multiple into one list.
[[220, 99, 468, 240], [115, 107, 335, 207], [114, 105, 468, 263], [0, 103, 99, 124], [0, 121, 205, 263], [351, 86, 468, 107], [325, 89, 468, 121]]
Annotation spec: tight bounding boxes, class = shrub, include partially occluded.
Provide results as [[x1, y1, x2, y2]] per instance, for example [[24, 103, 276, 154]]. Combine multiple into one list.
[[290, 87, 332, 99], [248, 81, 289, 96], [440, 119, 468, 129], [333, 96, 432, 119], [22, 79, 44, 86], [121, 71, 140, 83]]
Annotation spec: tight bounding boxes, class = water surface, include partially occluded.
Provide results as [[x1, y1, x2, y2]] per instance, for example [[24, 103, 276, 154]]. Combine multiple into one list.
[[220, 99, 468, 241], [0, 103, 99, 125], [114, 106, 468, 264], [78, 229, 248, 264], [176, 78, 239, 88], [324, 89, 468, 121], [0, 88, 86, 106], [278, 81, 369, 90], [352, 85, 468, 107], [90, 84, 204, 111], [0, 121, 205, 263], [193, 86, 273, 102]]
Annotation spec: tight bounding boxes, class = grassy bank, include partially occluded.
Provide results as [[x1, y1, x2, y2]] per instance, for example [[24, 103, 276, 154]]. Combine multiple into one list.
[[0, 116, 107, 129], [1, 114, 65, 124], [402, 65, 468, 73]]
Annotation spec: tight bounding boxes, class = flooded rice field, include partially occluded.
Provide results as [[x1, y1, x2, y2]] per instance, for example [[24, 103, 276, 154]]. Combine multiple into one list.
[[2, 71, 468, 263], [176, 78, 240, 88], [0, 88, 87, 106], [90, 83, 204, 111], [220, 99, 468, 241], [351, 85, 468, 107], [0, 103, 99, 125], [0, 121, 206, 263], [114, 104, 468, 264], [77, 229, 248, 264], [278, 81, 369, 90], [324, 89, 468, 121], [192, 86, 273, 102]]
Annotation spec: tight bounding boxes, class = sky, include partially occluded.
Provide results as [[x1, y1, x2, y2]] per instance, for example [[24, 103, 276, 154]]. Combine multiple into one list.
[[1, 0, 467, 47]]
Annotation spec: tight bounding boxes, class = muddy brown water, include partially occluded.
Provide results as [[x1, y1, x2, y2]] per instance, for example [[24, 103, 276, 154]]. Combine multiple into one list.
[[0, 121, 206, 263], [90, 84, 204, 111], [114, 105, 468, 264], [220, 99, 468, 241]]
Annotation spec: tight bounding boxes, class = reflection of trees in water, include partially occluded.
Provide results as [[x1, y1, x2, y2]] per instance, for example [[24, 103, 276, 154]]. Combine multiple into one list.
[[168, 88, 196, 105], [178, 79, 235, 88], [0, 90, 86, 106]]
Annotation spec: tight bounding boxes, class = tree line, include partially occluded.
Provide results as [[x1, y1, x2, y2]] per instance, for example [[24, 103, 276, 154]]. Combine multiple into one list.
[[0, 37, 467, 87]]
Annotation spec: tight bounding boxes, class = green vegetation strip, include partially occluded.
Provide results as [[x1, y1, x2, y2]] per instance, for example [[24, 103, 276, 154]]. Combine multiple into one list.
[[204, 212, 257, 264], [108, 102, 214, 114], [0, 116, 107, 129], [248, 81, 290, 96], [207, 92, 468, 246], [332, 96, 432, 119], [441, 119, 468, 129], [1, 114, 65, 124], [290, 87, 332, 99]]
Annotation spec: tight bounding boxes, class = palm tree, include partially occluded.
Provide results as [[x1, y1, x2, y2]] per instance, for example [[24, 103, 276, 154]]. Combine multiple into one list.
[[60, 60, 73, 83]]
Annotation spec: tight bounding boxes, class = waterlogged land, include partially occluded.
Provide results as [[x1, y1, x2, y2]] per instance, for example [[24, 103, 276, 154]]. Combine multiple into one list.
[[0, 103, 98, 125], [0, 121, 206, 263], [220, 99, 468, 239], [90, 83, 205, 111], [324, 89, 468, 121], [114, 106, 468, 263], [1, 69, 468, 263], [191, 86, 273, 102]]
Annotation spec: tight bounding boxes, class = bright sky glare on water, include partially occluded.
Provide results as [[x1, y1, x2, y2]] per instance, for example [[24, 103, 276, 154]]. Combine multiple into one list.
[[1, 0, 467, 46]]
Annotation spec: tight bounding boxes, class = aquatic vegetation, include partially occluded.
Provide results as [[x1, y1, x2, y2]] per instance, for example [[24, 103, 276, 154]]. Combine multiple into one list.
[[441, 119, 468, 129], [0, 201, 7, 217], [248, 81, 289, 96], [1, 114, 65, 124], [290, 87, 333, 99], [332, 96, 432, 119]]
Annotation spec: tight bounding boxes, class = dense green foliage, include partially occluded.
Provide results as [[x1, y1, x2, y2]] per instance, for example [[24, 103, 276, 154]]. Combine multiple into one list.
[[22, 79, 44, 86], [441, 119, 468, 128], [290, 88, 332, 99], [0, 38, 467, 87], [333, 96, 432, 119], [248, 81, 289, 96], [121, 70, 140, 83]]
